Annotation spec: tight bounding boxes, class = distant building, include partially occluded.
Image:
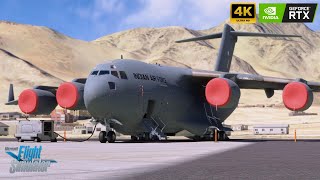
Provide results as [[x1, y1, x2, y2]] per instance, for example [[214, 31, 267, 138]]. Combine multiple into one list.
[[0, 122, 9, 136], [72, 123, 106, 135], [0, 112, 22, 120], [231, 124, 248, 131], [51, 109, 91, 123], [253, 124, 289, 135]]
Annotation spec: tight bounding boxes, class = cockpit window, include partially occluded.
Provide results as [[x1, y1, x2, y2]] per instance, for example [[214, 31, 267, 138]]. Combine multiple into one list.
[[91, 71, 99, 75], [108, 82, 116, 90], [111, 71, 119, 78], [99, 70, 109, 75], [119, 71, 128, 79]]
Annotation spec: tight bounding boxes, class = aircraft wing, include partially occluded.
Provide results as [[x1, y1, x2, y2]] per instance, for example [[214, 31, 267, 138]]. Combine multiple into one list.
[[5, 84, 59, 106], [190, 69, 320, 92], [5, 100, 18, 105]]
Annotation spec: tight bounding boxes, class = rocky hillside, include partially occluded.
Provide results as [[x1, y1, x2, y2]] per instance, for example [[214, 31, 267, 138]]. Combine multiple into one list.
[[0, 20, 319, 111]]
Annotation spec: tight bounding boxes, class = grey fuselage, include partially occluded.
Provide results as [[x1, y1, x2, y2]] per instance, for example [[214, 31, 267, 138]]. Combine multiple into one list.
[[83, 59, 237, 136]]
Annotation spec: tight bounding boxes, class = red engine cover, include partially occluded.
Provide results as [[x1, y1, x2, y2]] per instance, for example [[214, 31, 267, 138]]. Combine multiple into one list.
[[205, 78, 240, 108], [56, 82, 79, 109], [282, 82, 313, 111], [18, 89, 57, 114], [18, 89, 38, 114]]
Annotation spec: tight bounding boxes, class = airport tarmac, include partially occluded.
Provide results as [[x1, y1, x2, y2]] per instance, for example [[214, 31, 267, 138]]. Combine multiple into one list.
[[0, 140, 252, 179], [1, 140, 320, 179]]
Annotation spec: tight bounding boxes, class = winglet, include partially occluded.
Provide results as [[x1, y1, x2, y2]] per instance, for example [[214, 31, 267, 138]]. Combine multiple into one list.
[[5, 84, 18, 105], [8, 84, 14, 102]]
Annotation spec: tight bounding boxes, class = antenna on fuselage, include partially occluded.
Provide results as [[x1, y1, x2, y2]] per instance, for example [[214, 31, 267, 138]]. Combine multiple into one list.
[[176, 24, 301, 72]]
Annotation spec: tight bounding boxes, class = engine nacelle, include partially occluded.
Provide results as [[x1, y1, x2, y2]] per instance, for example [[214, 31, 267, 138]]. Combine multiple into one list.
[[18, 89, 57, 115], [205, 78, 240, 108], [56, 82, 86, 110], [282, 82, 313, 111]]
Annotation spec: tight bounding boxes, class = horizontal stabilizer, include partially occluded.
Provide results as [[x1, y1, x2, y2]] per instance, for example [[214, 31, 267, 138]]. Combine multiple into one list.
[[176, 30, 301, 43], [176, 33, 222, 43], [230, 31, 301, 38]]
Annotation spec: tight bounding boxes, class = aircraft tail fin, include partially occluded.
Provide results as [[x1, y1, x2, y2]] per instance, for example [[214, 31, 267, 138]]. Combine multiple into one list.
[[176, 24, 301, 72]]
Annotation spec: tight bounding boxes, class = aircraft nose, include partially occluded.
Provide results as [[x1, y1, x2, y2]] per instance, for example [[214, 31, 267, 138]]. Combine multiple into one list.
[[84, 80, 108, 118]]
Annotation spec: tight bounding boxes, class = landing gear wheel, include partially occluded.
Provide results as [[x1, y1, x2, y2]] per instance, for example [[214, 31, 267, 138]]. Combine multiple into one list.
[[99, 131, 107, 143], [107, 131, 116, 143], [35, 138, 41, 142], [219, 131, 229, 141], [192, 135, 201, 141], [51, 138, 57, 142], [131, 136, 138, 141], [151, 135, 159, 141]]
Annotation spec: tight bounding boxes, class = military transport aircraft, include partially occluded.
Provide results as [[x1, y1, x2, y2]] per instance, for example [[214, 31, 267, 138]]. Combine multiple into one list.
[[6, 24, 320, 143]]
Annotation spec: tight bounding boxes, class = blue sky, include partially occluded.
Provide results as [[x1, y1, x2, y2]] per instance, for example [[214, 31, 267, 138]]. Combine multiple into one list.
[[0, 0, 319, 41]]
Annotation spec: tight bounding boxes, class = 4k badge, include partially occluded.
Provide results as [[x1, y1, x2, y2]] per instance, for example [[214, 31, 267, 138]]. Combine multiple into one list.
[[230, 3, 256, 23]]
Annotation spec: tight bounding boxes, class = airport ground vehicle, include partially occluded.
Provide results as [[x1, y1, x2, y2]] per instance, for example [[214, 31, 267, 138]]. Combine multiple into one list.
[[15, 120, 57, 142]]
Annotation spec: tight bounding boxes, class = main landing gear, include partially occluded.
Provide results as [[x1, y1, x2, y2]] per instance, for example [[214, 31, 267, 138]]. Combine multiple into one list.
[[130, 133, 162, 142], [191, 131, 229, 141], [99, 131, 116, 143]]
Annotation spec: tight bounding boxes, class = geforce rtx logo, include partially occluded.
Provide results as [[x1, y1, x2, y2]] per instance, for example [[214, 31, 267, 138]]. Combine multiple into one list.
[[288, 6, 311, 20], [283, 3, 317, 22], [259, 3, 317, 23]]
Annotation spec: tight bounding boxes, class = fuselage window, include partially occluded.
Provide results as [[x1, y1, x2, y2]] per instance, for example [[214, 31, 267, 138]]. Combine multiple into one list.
[[111, 71, 119, 78], [108, 82, 116, 90], [119, 71, 128, 79], [91, 71, 99, 75], [99, 70, 110, 75]]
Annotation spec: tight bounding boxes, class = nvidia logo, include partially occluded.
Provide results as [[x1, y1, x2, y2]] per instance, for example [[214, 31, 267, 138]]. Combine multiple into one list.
[[264, 7, 276, 15]]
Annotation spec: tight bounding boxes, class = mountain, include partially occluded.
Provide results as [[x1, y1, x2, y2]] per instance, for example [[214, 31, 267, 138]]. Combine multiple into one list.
[[0, 20, 319, 112]]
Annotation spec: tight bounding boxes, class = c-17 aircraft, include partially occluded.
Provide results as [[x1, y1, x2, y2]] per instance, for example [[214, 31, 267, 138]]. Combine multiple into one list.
[[6, 24, 320, 143]]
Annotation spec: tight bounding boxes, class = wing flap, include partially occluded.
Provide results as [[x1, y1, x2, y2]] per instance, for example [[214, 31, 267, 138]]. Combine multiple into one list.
[[190, 69, 320, 92]]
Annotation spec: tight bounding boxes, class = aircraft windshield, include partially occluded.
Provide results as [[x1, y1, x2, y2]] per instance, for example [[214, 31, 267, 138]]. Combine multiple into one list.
[[91, 71, 99, 75], [111, 71, 119, 78], [99, 70, 110, 75], [119, 71, 128, 79]]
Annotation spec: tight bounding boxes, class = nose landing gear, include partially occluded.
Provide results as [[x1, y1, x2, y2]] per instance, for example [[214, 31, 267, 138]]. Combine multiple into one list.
[[99, 131, 116, 143]]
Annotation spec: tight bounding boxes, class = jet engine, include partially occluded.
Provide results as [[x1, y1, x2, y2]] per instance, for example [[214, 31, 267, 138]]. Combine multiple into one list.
[[56, 82, 86, 110], [205, 78, 240, 108], [18, 89, 57, 115], [282, 82, 313, 111]]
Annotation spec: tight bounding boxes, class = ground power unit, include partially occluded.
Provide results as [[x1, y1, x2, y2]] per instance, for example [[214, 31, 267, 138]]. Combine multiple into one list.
[[15, 120, 58, 142]]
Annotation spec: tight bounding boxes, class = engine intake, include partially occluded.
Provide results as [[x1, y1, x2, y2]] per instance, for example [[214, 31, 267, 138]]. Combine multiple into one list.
[[56, 82, 85, 110], [205, 78, 240, 108], [18, 89, 57, 115], [282, 82, 313, 111]]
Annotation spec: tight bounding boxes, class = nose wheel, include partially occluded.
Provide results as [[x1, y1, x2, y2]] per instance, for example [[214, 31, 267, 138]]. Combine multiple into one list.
[[107, 131, 116, 143], [99, 131, 107, 143]]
